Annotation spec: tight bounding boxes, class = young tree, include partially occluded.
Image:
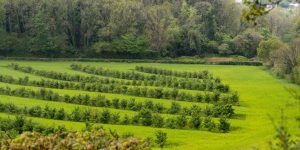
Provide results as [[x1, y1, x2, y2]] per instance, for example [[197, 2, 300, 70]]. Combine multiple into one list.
[[122, 114, 130, 125], [168, 102, 181, 114], [13, 115, 26, 133], [54, 108, 65, 120], [110, 113, 120, 124], [189, 114, 202, 129], [138, 109, 153, 126], [269, 111, 300, 150], [218, 117, 230, 133], [152, 114, 164, 128], [176, 115, 187, 129], [155, 130, 168, 149], [100, 110, 111, 124], [69, 107, 82, 122]]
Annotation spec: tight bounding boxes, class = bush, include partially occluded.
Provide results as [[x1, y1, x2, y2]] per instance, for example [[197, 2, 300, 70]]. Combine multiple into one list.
[[189, 114, 202, 129], [69, 107, 82, 121], [168, 102, 181, 114], [176, 115, 187, 128], [111, 113, 121, 124], [218, 117, 230, 133], [155, 130, 168, 149], [138, 109, 153, 126], [100, 110, 111, 124], [212, 104, 235, 118], [0, 130, 150, 149], [152, 114, 164, 128]]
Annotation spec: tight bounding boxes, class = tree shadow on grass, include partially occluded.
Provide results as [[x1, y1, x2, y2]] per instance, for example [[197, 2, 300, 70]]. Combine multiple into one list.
[[230, 126, 243, 132], [166, 142, 182, 149], [296, 116, 300, 122], [231, 113, 246, 120]]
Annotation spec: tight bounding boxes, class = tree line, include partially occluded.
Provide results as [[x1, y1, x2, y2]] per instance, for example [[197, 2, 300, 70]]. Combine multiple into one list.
[[0, 0, 297, 60], [0, 0, 246, 58], [258, 37, 300, 85], [0, 101, 231, 132], [242, 1, 300, 85], [0, 74, 239, 104], [0, 86, 235, 118]]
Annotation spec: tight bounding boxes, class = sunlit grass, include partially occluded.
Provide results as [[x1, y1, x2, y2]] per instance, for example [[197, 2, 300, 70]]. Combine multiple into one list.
[[0, 60, 299, 150]]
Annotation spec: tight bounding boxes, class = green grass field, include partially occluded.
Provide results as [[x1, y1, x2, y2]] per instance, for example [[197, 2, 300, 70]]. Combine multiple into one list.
[[0, 60, 299, 150]]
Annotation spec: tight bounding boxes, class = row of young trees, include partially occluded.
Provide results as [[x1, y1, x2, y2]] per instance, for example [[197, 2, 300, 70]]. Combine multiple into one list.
[[71, 64, 230, 92], [135, 66, 212, 79], [9, 63, 230, 92], [70, 63, 160, 80], [72, 64, 214, 80], [0, 86, 235, 118], [0, 115, 66, 135], [0, 74, 239, 104], [0, 101, 231, 132]]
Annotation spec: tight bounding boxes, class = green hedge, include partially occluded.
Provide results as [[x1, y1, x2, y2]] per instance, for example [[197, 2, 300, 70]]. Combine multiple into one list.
[[0, 57, 263, 66]]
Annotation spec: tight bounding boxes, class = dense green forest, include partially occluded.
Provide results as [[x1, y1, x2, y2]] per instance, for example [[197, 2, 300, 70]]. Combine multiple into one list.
[[0, 0, 299, 83], [0, 0, 239, 58], [0, 0, 297, 59], [0, 0, 300, 149]]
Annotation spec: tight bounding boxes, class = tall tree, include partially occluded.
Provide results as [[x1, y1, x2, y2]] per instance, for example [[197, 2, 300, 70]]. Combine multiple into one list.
[[144, 2, 179, 52]]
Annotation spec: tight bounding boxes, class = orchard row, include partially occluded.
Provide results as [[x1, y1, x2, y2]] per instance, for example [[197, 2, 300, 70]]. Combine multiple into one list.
[[0, 101, 230, 132], [0, 87, 235, 118], [0, 75, 239, 104], [8, 63, 230, 92]]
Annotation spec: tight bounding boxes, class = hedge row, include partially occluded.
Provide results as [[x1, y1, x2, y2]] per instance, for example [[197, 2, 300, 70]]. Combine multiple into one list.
[[135, 66, 213, 79], [0, 75, 239, 104], [70, 63, 160, 81], [71, 64, 229, 92], [0, 87, 235, 118], [0, 57, 263, 66], [0, 116, 66, 135], [8, 63, 230, 92], [8, 63, 110, 83], [0, 102, 230, 132], [72, 64, 213, 80]]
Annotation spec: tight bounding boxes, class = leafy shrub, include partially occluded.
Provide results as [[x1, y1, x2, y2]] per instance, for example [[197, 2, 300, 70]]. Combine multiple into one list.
[[0, 130, 150, 149], [218, 117, 230, 133], [155, 130, 168, 149]]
